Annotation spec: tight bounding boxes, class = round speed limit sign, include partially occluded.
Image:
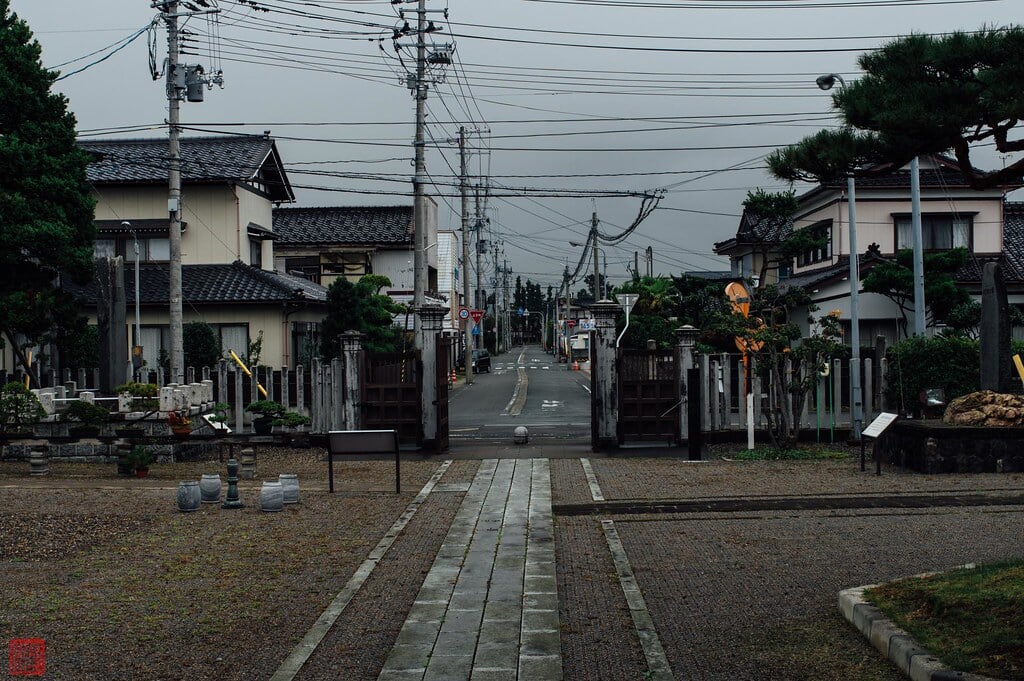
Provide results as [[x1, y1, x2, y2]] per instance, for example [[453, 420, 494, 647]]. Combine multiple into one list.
[[458, 307, 470, 320]]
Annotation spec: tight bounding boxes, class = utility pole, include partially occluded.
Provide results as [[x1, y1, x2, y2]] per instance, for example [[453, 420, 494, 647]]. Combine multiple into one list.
[[459, 127, 473, 384], [561, 266, 570, 364], [411, 0, 428, 348], [155, 0, 222, 383], [910, 156, 926, 336], [503, 257, 510, 349], [646, 245, 653, 277], [165, 0, 184, 384], [474, 186, 484, 348], [591, 212, 601, 302], [494, 244, 501, 353]]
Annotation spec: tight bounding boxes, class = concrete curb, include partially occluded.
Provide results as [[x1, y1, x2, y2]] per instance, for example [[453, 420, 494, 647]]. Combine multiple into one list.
[[838, 573, 1003, 681]]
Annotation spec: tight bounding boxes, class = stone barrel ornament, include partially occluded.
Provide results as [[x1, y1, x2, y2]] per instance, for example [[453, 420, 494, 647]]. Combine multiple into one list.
[[260, 481, 284, 512], [278, 473, 299, 504], [177, 481, 202, 512], [199, 473, 222, 503]]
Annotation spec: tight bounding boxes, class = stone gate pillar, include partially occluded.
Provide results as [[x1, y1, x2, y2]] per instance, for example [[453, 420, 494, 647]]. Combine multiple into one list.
[[417, 305, 448, 449], [341, 331, 363, 430], [591, 300, 622, 451], [676, 325, 699, 440]]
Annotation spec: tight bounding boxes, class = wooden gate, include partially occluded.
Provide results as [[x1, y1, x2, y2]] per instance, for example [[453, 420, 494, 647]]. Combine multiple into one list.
[[435, 334, 451, 453], [361, 351, 422, 445], [617, 347, 680, 444]]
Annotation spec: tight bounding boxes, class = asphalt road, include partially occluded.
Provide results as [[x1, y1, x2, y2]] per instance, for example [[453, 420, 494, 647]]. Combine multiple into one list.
[[449, 344, 592, 442]]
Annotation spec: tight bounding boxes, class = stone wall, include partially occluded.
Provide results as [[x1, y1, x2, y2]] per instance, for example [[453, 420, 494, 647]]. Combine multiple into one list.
[[878, 420, 1024, 473]]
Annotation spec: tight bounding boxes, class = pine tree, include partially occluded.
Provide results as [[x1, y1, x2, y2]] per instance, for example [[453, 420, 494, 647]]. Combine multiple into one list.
[[0, 1, 96, 383]]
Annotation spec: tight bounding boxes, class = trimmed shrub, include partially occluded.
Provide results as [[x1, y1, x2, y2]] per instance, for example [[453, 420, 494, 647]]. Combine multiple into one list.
[[885, 336, 979, 415]]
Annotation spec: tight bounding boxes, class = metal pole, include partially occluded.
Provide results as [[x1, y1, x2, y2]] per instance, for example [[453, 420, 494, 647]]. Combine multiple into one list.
[[562, 266, 570, 365], [847, 176, 863, 440], [165, 1, 184, 384], [412, 0, 428, 348], [459, 128, 473, 384], [592, 212, 600, 301], [910, 156, 926, 336]]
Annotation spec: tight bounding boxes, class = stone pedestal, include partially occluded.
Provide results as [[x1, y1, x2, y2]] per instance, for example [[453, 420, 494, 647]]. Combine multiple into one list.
[[341, 331, 363, 431], [676, 326, 699, 443], [417, 305, 448, 449], [239, 447, 256, 479], [28, 446, 49, 476], [591, 300, 623, 451]]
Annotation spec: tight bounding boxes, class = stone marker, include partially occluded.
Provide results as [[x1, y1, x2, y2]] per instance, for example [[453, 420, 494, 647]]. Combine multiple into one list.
[[980, 262, 1011, 392]]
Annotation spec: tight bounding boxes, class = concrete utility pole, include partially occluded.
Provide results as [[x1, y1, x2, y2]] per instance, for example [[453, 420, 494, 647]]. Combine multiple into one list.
[[591, 212, 601, 301], [493, 245, 500, 352], [164, 0, 184, 384], [561, 266, 570, 363], [411, 0, 429, 348], [910, 156, 927, 336], [474, 187, 484, 348], [459, 127, 473, 384], [503, 258, 510, 349]]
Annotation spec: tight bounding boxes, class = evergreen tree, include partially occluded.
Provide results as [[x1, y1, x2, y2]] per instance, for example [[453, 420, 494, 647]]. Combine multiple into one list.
[[0, 1, 96, 384], [768, 28, 1024, 189], [320, 275, 404, 358]]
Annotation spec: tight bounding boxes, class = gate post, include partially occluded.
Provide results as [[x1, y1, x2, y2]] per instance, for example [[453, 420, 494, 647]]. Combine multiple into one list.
[[417, 305, 448, 450], [676, 326, 699, 442], [591, 300, 622, 451], [341, 331, 363, 430]]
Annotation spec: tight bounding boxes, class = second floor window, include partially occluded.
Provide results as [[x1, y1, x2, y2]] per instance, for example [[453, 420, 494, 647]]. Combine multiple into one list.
[[895, 214, 971, 251], [249, 237, 262, 268], [95, 237, 170, 262], [797, 221, 831, 267]]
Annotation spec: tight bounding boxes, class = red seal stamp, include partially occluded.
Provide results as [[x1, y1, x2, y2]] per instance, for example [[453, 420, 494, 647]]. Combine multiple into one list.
[[8, 638, 45, 677]]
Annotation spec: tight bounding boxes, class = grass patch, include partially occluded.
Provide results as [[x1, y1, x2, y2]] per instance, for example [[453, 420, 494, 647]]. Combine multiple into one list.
[[731, 445, 848, 461], [865, 561, 1024, 679]]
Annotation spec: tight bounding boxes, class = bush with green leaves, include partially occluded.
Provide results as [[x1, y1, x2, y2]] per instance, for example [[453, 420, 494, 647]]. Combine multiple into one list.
[[61, 399, 110, 427], [885, 336, 980, 415], [183, 321, 222, 368], [0, 382, 45, 433]]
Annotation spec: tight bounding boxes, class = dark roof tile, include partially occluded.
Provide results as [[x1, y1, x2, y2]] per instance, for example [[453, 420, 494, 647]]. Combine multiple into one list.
[[66, 261, 327, 306], [272, 206, 413, 245]]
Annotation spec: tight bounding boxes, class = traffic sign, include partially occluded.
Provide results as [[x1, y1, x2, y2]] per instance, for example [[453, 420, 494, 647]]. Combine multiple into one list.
[[472, 326, 481, 335], [470, 309, 484, 323], [567, 319, 576, 329], [458, 307, 470, 320]]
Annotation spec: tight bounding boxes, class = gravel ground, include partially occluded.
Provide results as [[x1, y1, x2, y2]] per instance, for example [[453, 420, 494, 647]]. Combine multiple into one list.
[[0, 448, 448, 681], [5, 444, 1023, 680]]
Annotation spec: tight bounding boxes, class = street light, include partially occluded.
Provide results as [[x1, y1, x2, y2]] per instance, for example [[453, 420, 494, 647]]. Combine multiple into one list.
[[816, 73, 863, 440], [122, 221, 142, 381]]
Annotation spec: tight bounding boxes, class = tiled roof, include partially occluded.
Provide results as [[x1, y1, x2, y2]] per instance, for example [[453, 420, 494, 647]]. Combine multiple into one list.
[[273, 206, 414, 246], [715, 210, 794, 253], [778, 256, 851, 293], [1003, 202, 1024, 282], [79, 135, 294, 202], [66, 261, 327, 306]]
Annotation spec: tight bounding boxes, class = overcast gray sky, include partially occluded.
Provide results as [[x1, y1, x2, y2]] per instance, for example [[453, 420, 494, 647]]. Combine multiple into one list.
[[13, 0, 1024, 293]]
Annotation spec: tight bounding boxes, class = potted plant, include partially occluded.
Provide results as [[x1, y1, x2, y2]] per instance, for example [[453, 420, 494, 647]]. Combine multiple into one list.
[[125, 444, 155, 477], [61, 400, 110, 439], [114, 381, 159, 411], [0, 382, 44, 439], [167, 410, 192, 437], [245, 399, 285, 435], [206, 402, 231, 436]]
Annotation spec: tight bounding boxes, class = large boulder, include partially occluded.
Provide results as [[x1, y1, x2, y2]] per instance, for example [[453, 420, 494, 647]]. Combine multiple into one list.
[[943, 390, 1024, 427]]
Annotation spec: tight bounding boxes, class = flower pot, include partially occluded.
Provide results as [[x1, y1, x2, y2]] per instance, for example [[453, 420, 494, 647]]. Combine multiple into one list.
[[278, 473, 299, 504], [253, 417, 273, 436], [199, 474, 221, 503], [259, 481, 284, 512], [134, 467, 150, 478], [177, 480, 201, 512], [171, 426, 191, 438]]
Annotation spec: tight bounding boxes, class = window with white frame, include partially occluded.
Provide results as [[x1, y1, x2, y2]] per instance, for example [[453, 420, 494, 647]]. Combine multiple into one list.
[[894, 214, 971, 251], [218, 324, 249, 361], [95, 236, 170, 262]]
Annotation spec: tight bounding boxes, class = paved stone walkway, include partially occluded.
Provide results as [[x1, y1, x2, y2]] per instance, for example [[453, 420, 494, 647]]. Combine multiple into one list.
[[377, 458, 561, 681]]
